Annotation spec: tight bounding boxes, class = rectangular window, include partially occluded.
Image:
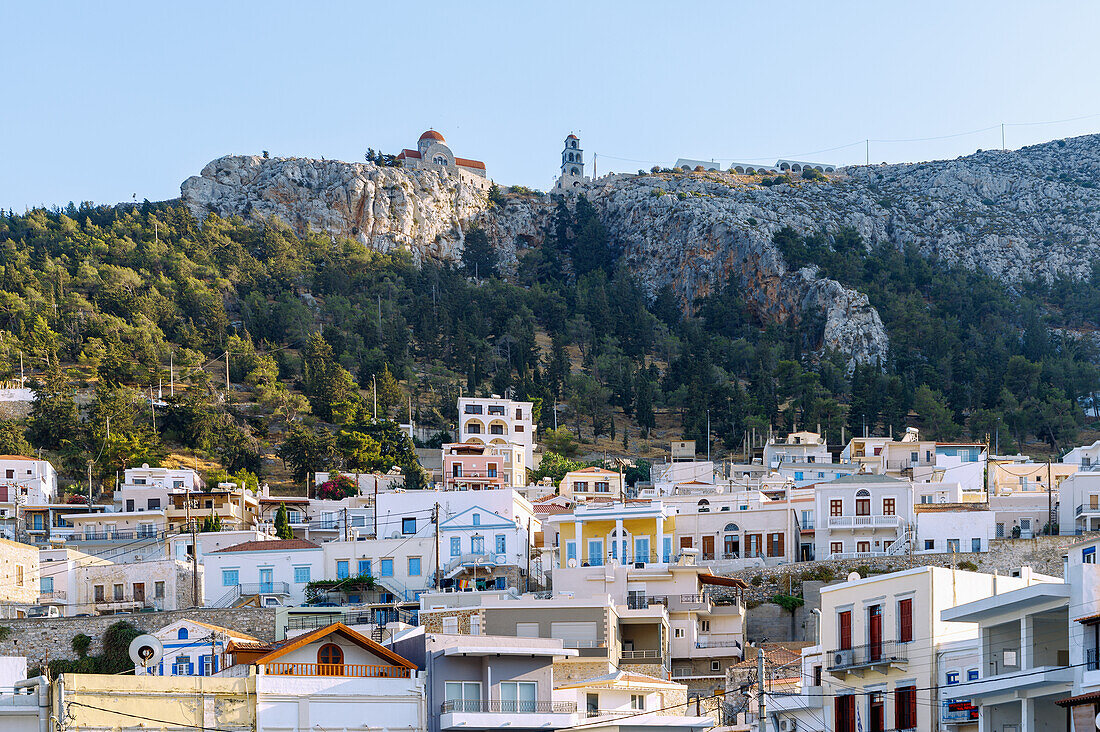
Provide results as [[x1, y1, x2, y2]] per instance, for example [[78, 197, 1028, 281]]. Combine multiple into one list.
[[1086, 547, 1097, 564], [635, 537, 650, 562], [856, 540, 870, 554], [967, 668, 979, 681], [133, 583, 145, 602], [155, 581, 165, 599], [380, 558, 394, 577], [495, 534, 506, 553], [830, 499, 843, 516], [472, 514, 481, 526], [946, 671, 959, 685], [838, 610, 852, 650], [947, 539, 960, 553], [595, 482, 609, 493], [767, 532, 785, 557], [446, 681, 482, 711], [487, 464, 497, 478], [898, 598, 913, 643], [501, 681, 537, 712], [222, 569, 239, 587], [831, 541, 843, 555], [566, 541, 577, 564], [674, 627, 685, 638], [574, 482, 588, 493], [812, 665, 822, 686], [924, 539, 935, 550], [855, 498, 870, 516], [336, 560, 349, 579], [794, 471, 804, 481], [294, 566, 311, 584], [148, 498, 161, 510], [203, 655, 215, 676], [41, 576, 53, 593], [408, 557, 421, 576], [894, 686, 916, 730], [94, 585, 104, 602], [450, 537, 461, 556], [173, 655, 193, 675], [402, 517, 416, 535], [472, 535, 485, 554], [836, 694, 855, 732], [16, 565, 24, 586], [971, 537, 982, 553], [113, 584, 124, 601], [883, 498, 895, 516], [358, 559, 371, 576], [630, 694, 645, 711]]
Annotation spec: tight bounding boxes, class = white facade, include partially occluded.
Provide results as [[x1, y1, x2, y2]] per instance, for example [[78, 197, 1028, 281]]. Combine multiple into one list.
[[1062, 439, 1100, 470], [438, 505, 528, 588], [0, 456, 57, 505], [1058, 471, 1100, 535], [942, 569, 1072, 732], [813, 476, 915, 559], [936, 443, 989, 494], [762, 431, 831, 469], [914, 506, 996, 554], [205, 539, 323, 607], [322, 536, 437, 602], [0, 658, 44, 732], [138, 619, 258, 677], [458, 396, 536, 465], [1057, 535, 1100, 730]]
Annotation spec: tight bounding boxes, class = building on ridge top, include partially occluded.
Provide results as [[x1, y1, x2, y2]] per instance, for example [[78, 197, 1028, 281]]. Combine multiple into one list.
[[396, 130, 486, 178], [554, 134, 589, 193]]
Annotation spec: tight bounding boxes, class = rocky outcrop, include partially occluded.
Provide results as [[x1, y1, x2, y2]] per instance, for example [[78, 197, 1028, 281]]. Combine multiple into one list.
[[180, 135, 1100, 368], [182, 155, 491, 262]]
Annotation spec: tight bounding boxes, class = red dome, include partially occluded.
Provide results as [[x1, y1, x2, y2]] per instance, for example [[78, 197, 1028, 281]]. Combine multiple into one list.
[[566, 134, 579, 140], [419, 129, 446, 143]]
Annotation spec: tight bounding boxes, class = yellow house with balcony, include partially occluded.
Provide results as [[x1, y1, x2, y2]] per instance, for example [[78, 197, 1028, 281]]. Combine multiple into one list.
[[550, 501, 676, 568]]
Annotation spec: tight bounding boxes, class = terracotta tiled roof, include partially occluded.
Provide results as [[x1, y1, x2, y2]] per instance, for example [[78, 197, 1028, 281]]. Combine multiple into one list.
[[213, 538, 320, 553], [187, 619, 259, 641], [259, 496, 310, 504], [419, 130, 445, 142], [396, 149, 421, 160], [1057, 689, 1100, 707], [1075, 611, 1100, 624], [252, 622, 417, 669], [454, 157, 486, 170], [0, 455, 38, 461]]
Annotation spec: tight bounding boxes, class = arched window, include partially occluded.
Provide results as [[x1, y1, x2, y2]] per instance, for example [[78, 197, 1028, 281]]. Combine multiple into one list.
[[571, 141, 577, 148], [723, 523, 739, 532], [433, 155, 448, 165], [318, 643, 344, 675], [568, 152, 575, 162], [571, 167, 579, 175], [178, 628, 188, 640], [856, 489, 871, 497]]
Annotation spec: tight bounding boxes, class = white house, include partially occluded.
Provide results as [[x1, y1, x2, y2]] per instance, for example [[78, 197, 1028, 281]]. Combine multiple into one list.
[[137, 618, 260, 677], [321, 536, 437, 602], [1062, 440, 1100, 470], [114, 464, 203, 513], [813, 475, 915, 559], [0, 456, 57, 505], [936, 442, 989, 494], [941, 567, 1071, 732], [913, 503, 996, 554], [205, 538, 324, 607], [458, 396, 536, 465], [226, 622, 425, 732], [438, 505, 529, 591], [1053, 535, 1100, 729], [762, 431, 831, 469], [1058, 471, 1100, 535]]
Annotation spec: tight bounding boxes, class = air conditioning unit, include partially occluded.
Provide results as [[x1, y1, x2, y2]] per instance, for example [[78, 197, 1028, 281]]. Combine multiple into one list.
[[832, 649, 855, 668], [634, 561, 646, 569], [778, 718, 796, 732]]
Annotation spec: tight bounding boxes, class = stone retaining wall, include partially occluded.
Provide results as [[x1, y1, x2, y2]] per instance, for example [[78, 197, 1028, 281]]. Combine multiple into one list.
[[0, 607, 275, 670]]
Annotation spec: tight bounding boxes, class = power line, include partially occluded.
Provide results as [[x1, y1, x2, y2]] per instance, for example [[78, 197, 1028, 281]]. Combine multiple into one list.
[[66, 700, 245, 732]]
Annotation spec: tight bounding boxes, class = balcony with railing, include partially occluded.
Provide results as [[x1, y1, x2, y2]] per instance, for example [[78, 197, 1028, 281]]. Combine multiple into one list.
[[264, 662, 410, 678], [441, 699, 576, 730], [826, 641, 909, 676], [38, 590, 66, 604], [209, 581, 291, 607], [827, 515, 903, 530]]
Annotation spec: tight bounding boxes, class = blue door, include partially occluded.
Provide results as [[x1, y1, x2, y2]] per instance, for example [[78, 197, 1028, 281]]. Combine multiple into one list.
[[259, 568, 273, 594]]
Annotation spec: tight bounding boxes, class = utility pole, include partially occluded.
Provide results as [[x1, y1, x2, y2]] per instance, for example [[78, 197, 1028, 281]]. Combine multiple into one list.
[[372, 376, 378, 419], [526, 518, 531, 592], [755, 642, 767, 727], [19, 351, 23, 387], [170, 350, 175, 396], [865, 139, 869, 165], [87, 460, 94, 505], [707, 410, 711, 463], [343, 507, 349, 542], [373, 477, 379, 538], [433, 502, 441, 590], [225, 351, 230, 404], [1001, 123, 1006, 151], [190, 508, 199, 607]]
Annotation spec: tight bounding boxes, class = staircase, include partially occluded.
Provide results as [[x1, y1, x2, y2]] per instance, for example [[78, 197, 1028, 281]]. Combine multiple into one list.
[[887, 526, 914, 556], [207, 582, 291, 608]]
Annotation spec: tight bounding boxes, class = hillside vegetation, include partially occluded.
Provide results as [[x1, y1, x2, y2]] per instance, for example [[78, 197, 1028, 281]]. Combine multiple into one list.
[[0, 197, 1096, 494]]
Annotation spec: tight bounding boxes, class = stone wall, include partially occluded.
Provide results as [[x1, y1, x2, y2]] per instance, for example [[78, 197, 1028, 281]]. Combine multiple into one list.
[[0, 607, 275, 670], [729, 533, 1095, 605], [552, 660, 613, 684]]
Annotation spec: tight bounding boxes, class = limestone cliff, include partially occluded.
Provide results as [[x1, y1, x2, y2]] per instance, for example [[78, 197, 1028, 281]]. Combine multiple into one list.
[[181, 155, 492, 262], [180, 135, 1100, 368]]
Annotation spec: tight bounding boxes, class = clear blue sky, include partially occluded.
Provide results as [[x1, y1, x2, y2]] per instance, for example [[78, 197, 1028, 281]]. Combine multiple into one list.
[[3, 1, 1100, 211]]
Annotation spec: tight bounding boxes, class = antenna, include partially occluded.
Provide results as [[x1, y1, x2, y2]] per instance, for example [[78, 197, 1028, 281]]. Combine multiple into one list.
[[128, 635, 164, 668]]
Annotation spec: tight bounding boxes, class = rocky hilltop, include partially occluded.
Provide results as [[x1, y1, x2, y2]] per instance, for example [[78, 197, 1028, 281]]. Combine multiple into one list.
[[181, 134, 1100, 367]]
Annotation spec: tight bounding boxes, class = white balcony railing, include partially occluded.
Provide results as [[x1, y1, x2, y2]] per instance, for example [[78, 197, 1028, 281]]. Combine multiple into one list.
[[827, 515, 903, 529]]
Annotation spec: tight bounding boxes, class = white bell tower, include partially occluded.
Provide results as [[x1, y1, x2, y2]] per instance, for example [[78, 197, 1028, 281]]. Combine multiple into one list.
[[555, 134, 585, 193]]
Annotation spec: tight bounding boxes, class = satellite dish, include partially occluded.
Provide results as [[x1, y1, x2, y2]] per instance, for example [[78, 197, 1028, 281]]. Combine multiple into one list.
[[129, 634, 163, 667], [567, 558, 578, 568], [847, 572, 861, 582]]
